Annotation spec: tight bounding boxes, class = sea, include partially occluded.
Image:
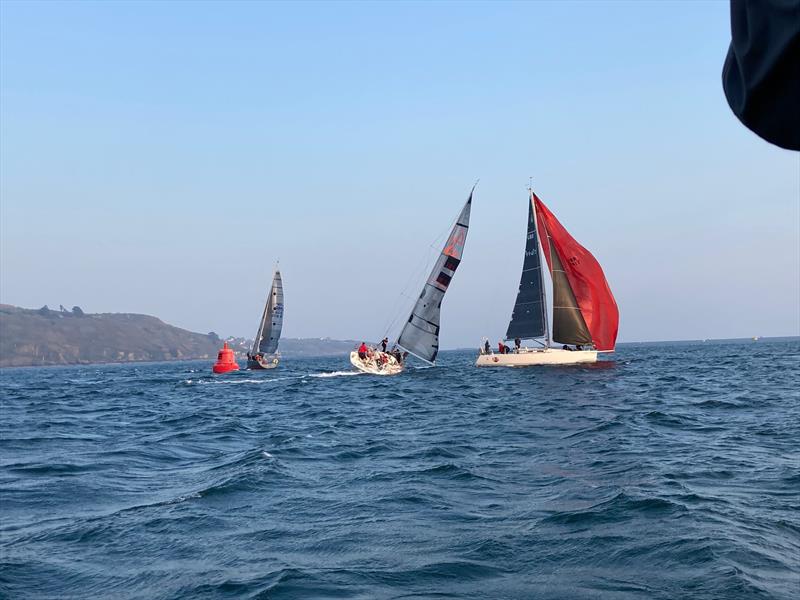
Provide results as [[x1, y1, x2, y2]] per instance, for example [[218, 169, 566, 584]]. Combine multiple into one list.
[[1, 339, 798, 599]]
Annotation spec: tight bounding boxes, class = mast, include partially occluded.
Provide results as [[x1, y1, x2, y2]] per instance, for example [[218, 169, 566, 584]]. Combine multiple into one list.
[[505, 184, 549, 346], [257, 268, 284, 355], [530, 187, 551, 348], [252, 270, 273, 354]]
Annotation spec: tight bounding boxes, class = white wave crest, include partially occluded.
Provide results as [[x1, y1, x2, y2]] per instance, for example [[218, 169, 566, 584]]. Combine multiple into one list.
[[183, 378, 284, 385], [311, 370, 362, 378]]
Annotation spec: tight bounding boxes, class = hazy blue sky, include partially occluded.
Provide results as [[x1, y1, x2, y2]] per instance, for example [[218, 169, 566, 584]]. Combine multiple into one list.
[[1, 0, 798, 347]]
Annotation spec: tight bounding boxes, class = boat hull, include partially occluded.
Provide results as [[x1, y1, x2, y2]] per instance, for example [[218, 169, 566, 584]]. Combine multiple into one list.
[[247, 354, 279, 370], [475, 348, 598, 367], [349, 351, 403, 375]]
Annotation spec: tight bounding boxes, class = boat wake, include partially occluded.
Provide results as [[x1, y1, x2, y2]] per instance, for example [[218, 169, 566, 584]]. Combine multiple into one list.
[[311, 371, 363, 378], [183, 377, 288, 385]]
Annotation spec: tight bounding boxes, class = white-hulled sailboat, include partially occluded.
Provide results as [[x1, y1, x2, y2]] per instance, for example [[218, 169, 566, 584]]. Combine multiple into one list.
[[476, 189, 618, 367], [247, 269, 284, 369], [350, 189, 473, 375]]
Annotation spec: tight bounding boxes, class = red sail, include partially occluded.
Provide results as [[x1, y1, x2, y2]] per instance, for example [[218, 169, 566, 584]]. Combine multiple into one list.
[[534, 194, 619, 351]]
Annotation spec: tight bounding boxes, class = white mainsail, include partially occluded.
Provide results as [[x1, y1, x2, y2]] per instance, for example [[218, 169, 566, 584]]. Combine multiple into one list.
[[253, 270, 284, 355]]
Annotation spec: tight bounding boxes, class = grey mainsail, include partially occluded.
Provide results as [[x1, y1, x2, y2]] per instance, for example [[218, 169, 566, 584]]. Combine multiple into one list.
[[505, 194, 547, 341], [253, 270, 284, 355], [396, 192, 472, 364]]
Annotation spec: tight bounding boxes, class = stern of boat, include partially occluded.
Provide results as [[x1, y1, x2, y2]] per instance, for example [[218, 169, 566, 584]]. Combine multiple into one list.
[[350, 351, 404, 375]]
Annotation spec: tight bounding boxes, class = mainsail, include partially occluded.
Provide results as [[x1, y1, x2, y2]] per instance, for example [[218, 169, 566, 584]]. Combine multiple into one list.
[[397, 192, 472, 363], [505, 193, 547, 341], [253, 270, 284, 355], [534, 195, 618, 350]]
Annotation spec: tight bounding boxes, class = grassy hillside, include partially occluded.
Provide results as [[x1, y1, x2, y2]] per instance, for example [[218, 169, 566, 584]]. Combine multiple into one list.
[[0, 304, 221, 367]]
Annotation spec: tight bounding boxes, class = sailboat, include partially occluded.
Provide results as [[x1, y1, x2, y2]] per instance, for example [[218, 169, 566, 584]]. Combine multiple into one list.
[[476, 189, 618, 367], [247, 269, 284, 370], [350, 189, 473, 375]]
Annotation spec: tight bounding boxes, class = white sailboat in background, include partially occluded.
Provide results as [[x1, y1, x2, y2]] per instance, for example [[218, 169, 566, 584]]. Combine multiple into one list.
[[247, 269, 284, 370], [350, 188, 473, 375], [476, 189, 618, 367]]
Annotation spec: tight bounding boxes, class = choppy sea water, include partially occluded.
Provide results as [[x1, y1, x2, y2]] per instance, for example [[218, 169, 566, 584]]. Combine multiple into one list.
[[1, 339, 798, 599]]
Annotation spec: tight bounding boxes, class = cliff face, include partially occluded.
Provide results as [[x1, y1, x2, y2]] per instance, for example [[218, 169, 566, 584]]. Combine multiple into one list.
[[0, 305, 220, 367], [0, 304, 363, 367]]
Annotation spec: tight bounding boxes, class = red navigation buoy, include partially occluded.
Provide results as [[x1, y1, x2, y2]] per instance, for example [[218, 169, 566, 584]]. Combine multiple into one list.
[[212, 341, 240, 374]]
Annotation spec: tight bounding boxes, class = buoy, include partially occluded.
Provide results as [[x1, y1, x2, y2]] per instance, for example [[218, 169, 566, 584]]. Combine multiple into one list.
[[212, 341, 240, 374]]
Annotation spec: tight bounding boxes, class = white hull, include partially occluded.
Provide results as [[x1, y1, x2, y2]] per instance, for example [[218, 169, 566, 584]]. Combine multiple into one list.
[[349, 351, 404, 375], [475, 347, 598, 367]]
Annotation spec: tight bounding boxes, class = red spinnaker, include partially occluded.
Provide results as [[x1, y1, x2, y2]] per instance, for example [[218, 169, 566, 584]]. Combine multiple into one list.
[[534, 194, 619, 351]]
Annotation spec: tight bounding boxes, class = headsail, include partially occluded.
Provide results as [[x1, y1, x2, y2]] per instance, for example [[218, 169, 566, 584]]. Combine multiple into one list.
[[506, 193, 547, 341], [545, 236, 593, 346], [253, 270, 284, 355], [397, 191, 472, 363], [534, 195, 618, 351]]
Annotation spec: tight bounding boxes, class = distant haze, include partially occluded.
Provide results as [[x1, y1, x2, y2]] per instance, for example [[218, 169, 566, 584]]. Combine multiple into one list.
[[1, 1, 798, 348]]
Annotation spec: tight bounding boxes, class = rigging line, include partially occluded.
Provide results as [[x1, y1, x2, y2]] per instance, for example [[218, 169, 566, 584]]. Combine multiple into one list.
[[380, 183, 476, 340], [380, 241, 441, 339], [383, 228, 455, 339], [425, 181, 477, 251]]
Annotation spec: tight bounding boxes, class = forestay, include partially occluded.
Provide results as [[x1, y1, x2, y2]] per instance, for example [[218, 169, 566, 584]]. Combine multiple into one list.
[[254, 270, 284, 355], [397, 192, 472, 363], [505, 194, 547, 341]]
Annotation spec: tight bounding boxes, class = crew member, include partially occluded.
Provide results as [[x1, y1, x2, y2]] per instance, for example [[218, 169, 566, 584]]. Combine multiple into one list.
[[358, 342, 368, 360], [381, 337, 389, 352]]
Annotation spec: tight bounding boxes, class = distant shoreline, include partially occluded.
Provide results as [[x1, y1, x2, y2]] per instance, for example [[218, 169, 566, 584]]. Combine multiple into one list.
[[615, 336, 799, 345], [3, 303, 796, 369], [3, 336, 797, 370], [0, 304, 360, 368]]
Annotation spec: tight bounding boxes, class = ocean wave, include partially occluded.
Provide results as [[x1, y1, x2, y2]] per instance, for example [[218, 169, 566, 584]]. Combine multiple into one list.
[[2, 341, 799, 599], [310, 370, 363, 378], [541, 492, 687, 525], [181, 377, 289, 385]]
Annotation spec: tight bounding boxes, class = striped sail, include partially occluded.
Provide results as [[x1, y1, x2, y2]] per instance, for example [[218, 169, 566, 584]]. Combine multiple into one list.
[[397, 192, 472, 364]]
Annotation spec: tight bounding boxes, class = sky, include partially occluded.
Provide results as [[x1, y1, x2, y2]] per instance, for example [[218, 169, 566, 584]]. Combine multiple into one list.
[[1, 0, 798, 347]]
